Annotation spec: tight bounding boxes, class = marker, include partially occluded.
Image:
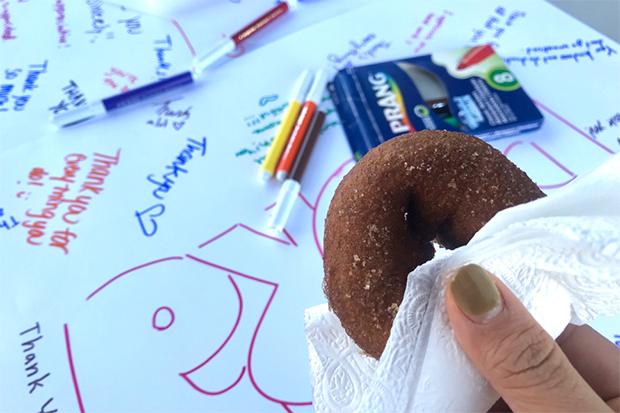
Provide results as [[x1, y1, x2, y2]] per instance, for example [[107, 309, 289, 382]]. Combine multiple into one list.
[[259, 70, 314, 182], [275, 69, 328, 181], [457, 44, 495, 70], [269, 110, 326, 233], [194, 0, 295, 75], [52, 1, 296, 128]]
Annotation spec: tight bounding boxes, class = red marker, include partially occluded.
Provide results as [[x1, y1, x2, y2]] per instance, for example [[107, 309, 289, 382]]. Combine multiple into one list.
[[457, 44, 496, 70], [276, 70, 329, 181], [231, 1, 291, 45], [193, 1, 295, 74]]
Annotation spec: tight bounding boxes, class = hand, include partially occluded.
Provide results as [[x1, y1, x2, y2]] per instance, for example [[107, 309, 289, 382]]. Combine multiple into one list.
[[446, 264, 619, 412]]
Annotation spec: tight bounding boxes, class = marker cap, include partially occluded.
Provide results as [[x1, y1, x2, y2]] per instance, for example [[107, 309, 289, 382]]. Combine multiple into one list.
[[268, 179, 301, 233], [193, 38, 236, 74], [260, 169, 272, 183], [52, 101, 107, 127], [276, 170, 288, 181], [290, 70, 314, 103], [305, 69, 329, 104]]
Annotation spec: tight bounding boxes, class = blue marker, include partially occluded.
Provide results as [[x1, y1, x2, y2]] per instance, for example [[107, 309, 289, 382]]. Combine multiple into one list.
[[53, 0, 297, 127], [51, 35, 238, 128], [52, 71, 199, 127]]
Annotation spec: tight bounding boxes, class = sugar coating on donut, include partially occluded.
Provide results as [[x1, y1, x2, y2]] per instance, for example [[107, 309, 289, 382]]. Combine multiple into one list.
[[323, 130, 545, 359]]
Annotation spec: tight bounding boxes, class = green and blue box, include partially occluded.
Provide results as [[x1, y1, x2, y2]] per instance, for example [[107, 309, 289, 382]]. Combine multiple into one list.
[[329, 45, 544, 160]]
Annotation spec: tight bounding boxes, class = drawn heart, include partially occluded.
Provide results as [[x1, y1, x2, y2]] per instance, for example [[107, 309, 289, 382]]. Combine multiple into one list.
[[135, 204, 165, 237], [259, 94, 279, 106], [173, 121, 185, 131]]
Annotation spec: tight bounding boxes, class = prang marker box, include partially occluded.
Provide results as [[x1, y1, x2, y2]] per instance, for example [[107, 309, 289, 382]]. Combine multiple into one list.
[[329, 45, 544, 160]]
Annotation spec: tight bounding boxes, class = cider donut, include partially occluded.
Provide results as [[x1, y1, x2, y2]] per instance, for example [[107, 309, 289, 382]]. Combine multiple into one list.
[[323, 130, 544, 359]]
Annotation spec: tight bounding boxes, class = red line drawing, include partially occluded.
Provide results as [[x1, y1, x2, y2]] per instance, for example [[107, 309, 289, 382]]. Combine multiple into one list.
[[503, 140, 578, 190], [502, 140, 523, 156], [530, 141, 575, 176], [265, 202, 277, 211], [64, 323, 86, 413], [199, 223, 290, 249], [238, 223, 289, 245], [86, 256, 184, 301], [199, 224, 238, 248], [298, 192, 314, 210], [282, 229, 297, 247], [185, 254, 312, 411], [312, 158, 354, 256], [180, 275, 246, 395], [534, 99, 616, 155], [529, 141, 577, 190], [152, 306, 176, 331], [171, 19, 197, 57], [74, 159, 358, 411]]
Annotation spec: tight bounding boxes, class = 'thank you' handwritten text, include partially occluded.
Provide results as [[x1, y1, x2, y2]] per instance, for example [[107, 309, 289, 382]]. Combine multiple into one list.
[[136, 137, 207, 237], [22, 150, 121, 254]]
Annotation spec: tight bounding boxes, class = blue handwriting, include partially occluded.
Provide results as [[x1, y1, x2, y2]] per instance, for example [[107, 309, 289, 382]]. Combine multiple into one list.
[[0, 207, 20, 230], [136, 137, 207, 237], [505, 38, 617, 67]]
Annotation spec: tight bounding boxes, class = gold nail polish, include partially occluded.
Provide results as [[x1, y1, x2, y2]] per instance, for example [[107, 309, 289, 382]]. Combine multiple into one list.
[[450, 264, 502, 319]]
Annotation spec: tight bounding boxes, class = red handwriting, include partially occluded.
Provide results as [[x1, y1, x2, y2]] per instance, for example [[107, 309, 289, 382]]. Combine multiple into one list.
[[27, 167, 49, 186], [22, 150, 121, 254], [104, 67, 137, 93], [405, 10, 452, 53], [49, 228, 77, 254], [55, 0, 70, 45], [1, 0, 16, 40], [50, 154, 87, 184], [79, 150, 120, 195]]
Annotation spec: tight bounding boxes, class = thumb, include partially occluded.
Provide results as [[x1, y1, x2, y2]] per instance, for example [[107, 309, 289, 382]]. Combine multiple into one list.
[[446, 264, 612, 413]]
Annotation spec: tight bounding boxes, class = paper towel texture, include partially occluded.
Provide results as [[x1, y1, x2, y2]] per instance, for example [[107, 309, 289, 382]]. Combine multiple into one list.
[[305, 304, 378, 413], [306, 154, 620, 413]]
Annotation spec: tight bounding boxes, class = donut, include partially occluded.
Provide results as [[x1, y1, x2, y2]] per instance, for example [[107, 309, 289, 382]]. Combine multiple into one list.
[[323, 130, 544, 359]]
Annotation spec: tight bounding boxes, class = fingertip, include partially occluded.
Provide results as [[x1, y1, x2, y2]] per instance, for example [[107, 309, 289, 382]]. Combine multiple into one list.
[[448, 264, 503, 322]]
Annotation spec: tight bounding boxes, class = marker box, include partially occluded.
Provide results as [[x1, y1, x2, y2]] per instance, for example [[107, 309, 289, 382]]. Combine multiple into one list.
[[329, 44, 544, 160]]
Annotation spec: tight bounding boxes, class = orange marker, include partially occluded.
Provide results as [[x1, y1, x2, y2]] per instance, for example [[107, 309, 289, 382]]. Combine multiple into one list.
[[275, 69, 329, 181]]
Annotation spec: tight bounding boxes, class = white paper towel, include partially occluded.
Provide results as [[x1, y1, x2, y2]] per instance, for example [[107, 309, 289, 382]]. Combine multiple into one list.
[[305, 154, 620, 413]]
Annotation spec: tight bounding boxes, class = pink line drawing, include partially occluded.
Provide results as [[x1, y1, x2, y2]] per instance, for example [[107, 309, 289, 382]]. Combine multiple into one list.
[[530, 141, 576, 177], [199, 225, 238, 248], [312, 158, 354, 256], [86, 256, 184, 301], [64, 323, 86, 413], [180, 275, 246, 396], [534, 99, 616, 154], [152, 306, 176, 331], [238, 223, 289, 245], [529, 141, 577, 190], [502, 140, 523, 156], [199, 224, 290, 248], [265, 202, 277, 211], [503, 140, 577, 190], [74, 159, 357, 411], [282, 229, 298, 247], [185, 254, 312, 411], [171, 19, 197, 57], [298, 193, 314, 210]]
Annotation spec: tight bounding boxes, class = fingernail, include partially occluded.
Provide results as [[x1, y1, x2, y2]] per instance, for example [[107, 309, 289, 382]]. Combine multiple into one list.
[[450, 264, 502, 322]]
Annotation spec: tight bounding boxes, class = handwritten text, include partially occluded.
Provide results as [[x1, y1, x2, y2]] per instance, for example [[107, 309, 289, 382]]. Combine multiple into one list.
[[136, 137, 207, 236]]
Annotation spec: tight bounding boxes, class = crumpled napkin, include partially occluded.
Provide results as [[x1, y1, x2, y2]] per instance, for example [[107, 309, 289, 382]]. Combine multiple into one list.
[[305, 154, 620, 413]]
